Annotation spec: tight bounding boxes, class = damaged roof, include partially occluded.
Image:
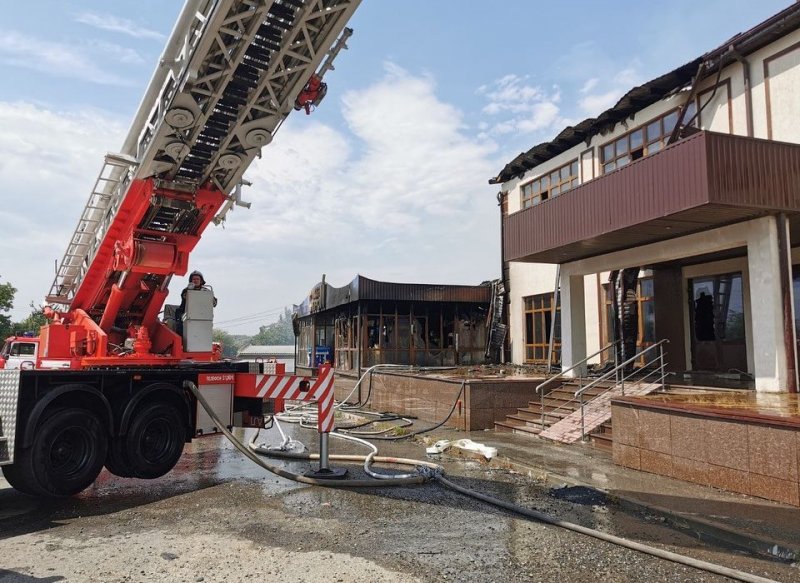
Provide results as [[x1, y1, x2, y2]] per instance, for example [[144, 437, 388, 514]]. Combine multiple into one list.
[[490, 2, 800, 185], [294, 275, 491, 317]]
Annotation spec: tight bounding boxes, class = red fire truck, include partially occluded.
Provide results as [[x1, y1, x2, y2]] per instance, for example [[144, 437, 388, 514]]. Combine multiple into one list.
[[0, 0, 359, 497]]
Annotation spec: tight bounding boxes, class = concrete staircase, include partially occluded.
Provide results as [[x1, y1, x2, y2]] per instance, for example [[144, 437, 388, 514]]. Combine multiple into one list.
[[494, 378, 659, 449]]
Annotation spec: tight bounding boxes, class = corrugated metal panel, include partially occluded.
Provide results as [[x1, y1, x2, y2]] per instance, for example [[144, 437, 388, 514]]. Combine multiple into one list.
[[505, 131, 800, 264], [706, 132, 800, 210], [358, 276, 491, 303]]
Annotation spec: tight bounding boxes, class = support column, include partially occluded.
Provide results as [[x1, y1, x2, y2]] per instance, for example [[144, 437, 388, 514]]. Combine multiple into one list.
[[747, 217, 789, 392], [560, 270, 587, 377]]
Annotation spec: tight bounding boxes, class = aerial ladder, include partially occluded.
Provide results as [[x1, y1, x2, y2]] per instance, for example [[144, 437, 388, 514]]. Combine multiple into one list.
[[0, 0, 360, 497], [43, 0, 357, 368]]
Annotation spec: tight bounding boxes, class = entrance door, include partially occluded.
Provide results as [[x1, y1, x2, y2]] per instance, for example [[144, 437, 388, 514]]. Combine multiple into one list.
[[688, 273, 747, 372]]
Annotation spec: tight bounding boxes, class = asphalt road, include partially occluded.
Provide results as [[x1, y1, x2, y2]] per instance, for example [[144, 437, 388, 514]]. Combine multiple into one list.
[[1, 426, 798, 582]]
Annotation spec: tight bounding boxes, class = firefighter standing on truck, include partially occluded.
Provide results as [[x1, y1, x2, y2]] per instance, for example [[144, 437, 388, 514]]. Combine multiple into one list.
[[175, 270, 217, 335]]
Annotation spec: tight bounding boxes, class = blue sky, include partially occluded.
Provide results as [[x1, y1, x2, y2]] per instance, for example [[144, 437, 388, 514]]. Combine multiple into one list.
[[0, 0, 791, 334]]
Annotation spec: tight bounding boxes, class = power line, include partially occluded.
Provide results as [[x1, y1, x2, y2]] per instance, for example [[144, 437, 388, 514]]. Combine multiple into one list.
[[215, 305, 289, 326]]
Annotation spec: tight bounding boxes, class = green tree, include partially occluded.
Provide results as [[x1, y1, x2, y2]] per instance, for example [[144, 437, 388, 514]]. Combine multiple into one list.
[[251, 307, 295, 346], [213, 328, 240, 358], [12, 302, 47, 336], [0, 277, 17, 341]]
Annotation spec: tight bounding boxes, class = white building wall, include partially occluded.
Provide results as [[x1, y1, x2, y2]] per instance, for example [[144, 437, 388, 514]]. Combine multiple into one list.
[[502, 23, 800, 385]]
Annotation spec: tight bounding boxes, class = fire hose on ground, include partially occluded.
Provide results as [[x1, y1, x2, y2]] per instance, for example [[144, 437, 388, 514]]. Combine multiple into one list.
[[186, 381, 781, 583]]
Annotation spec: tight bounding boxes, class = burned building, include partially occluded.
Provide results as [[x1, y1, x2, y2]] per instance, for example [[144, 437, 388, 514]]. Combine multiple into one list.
[[293, 275, 492, 375]]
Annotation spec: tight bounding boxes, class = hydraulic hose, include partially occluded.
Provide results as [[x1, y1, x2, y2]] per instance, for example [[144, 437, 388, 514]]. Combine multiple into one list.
[[344, 380, 465, 440], [251, 428, 438, 481], [189, 380, 778, 583], [185, 381, 427, 487], [434, 473, 780, 583]]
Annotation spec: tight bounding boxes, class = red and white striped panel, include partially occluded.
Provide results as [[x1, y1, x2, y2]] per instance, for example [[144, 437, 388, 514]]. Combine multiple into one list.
[[237, 366, 335, 433]]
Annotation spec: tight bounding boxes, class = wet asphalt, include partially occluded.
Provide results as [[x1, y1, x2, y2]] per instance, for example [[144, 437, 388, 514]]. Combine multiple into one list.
[[1, 424, 798, 582]]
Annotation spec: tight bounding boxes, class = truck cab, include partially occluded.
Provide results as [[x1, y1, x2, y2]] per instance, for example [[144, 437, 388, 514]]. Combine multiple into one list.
[[0, 336, 39, 370]]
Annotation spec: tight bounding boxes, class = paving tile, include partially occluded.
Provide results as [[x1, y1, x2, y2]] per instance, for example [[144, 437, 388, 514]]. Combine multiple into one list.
[[706, 464, 750, 496], [670, 415, 706, 462], [640, 449, 672, 476], [611, 404, 639, 447], [639, 409, 671, 454], [671, 456, 710, 486], [613, 443, 640, 470], [749, 473, 800, 507], [748, 424, 798, 482], [705, 418, 749, 471]]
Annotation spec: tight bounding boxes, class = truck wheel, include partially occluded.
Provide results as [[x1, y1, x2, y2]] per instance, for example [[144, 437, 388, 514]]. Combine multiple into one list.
[[104, 440, 133, 478], [9, 407, 107, 497], [125, 401, 186, 479], [2, 461, 45, 496]]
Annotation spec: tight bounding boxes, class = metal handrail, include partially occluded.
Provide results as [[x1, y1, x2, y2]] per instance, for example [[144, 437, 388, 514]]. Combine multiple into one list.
[[537, 341, 617, 432], [575, 339, 669, 400], [536, 342, 617, 395], [537, 339, 669, 435], [573, 339, 670, 440]]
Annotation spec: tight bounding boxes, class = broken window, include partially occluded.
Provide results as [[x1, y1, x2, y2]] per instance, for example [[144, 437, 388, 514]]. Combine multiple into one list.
[[601, 106, 698, 174], [520, 158, 578, 208]]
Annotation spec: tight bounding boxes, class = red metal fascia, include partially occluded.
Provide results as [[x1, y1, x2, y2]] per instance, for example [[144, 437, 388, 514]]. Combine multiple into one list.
[[234, 365, 335, 432]]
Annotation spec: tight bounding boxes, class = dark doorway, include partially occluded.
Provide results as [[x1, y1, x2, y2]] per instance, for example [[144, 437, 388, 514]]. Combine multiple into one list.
[[688, 273, 747, 373]]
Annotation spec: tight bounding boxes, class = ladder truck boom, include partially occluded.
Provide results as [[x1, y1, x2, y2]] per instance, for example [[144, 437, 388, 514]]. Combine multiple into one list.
[[45, 0, 358, 368], [0, 0, 360, 497]]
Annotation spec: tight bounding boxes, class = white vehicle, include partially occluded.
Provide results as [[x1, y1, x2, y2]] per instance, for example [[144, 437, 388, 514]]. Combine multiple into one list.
[[0, 336, 39, 370]]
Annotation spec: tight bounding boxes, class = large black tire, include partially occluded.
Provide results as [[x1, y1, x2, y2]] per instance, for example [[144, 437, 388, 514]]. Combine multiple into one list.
[[125, 401, 186, 479], [2, 461, 44, 496], [6, 407, 107, 497], [104, 439, 134, 478]]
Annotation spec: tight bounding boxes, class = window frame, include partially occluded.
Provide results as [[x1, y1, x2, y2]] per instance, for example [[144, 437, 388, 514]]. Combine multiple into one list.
[[520, 158, 579, 209], [600, 104, 697, 175], [523, 293, 560, 364]]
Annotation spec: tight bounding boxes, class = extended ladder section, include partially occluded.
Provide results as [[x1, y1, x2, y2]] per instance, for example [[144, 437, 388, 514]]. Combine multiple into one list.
[[47, 0, 360, 313]]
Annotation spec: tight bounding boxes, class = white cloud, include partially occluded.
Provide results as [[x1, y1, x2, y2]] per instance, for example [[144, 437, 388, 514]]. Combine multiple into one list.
[[0, 31, 135, 86], [0, 101, 126, 318], [518, 102, 560, 133], [580, 78, 599, 94], [76, 13, 165, 41], [577, 67, 644, 116], [0, 65, 502, 331], [579, 89, 624, 115], [88, 40, 144, 65], [477, 74, 565, 137]]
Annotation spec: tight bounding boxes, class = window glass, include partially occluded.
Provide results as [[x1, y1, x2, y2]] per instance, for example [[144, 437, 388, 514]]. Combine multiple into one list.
[[685, 100, 697, 126], [602, 143, 614, 162], [570, 161, 579, 177], [663, 111, 678, 134], [648, 141, 662, 153], [646, 120, 661, 141], [603, 162, 615, 173], [630, 129, 644, 151], [615, 137, 628, 156], [523, 293, 560, 364], [643, 301, 656, 343]]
